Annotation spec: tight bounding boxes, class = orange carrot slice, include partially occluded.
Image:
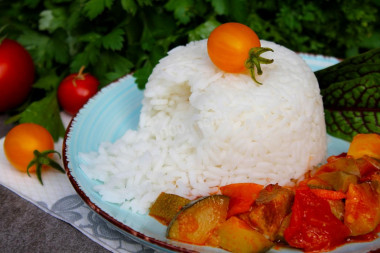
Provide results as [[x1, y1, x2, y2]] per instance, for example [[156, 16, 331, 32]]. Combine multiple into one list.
[[220, 183, 264, 217]]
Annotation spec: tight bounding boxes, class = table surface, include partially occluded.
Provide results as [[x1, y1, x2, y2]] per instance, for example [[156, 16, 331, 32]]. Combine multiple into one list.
[[0, 113, 110, 253]]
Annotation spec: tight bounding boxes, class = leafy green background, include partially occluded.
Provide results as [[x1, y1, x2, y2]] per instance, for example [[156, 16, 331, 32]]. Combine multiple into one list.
[[1, 0, 379, 140]]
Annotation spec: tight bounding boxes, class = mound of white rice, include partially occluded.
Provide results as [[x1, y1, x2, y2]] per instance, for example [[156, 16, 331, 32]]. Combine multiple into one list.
[[79, 39, 326, 214]]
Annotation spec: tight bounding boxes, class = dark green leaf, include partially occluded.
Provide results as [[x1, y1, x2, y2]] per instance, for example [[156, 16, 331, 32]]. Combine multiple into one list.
[[315, 48, 380, 89], [165, 0, 194, 24], [78, 32, 102, 43], [133, 62, 153, 89], [121, 0, 137, 15], [209, 0, 228, 15], [102, 28, 125, 51], [18, 29, 69, 70], [95, 52, 134, 86], [226, 0, 248, 23], [359, 32, 380, 49], [49, 30, 70, 64], [322, 74, 380, 108], [84, 0, 115, 20], [24, 0, 41, 8], [39, 8, 67, 33], [322, 73, 380, 141], [70, 41, 101, 71], [67, 4, 82, 31], [109, 54, 134, 74], [324, 110, 380, 142], [33, 71, 61, 91], [188, 18, 220, 41], [52, 0, 73, 3], [18, 92, 65, 141], [136, 0, 153, 5], [18, 30, 50, 61]]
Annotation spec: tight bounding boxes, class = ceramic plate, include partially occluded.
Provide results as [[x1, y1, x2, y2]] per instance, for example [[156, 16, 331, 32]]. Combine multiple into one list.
[[63, 55, 380, 253]]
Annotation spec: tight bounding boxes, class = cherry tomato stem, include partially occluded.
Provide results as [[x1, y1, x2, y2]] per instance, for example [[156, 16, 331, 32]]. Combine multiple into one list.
[[207, 22, 273, 84]]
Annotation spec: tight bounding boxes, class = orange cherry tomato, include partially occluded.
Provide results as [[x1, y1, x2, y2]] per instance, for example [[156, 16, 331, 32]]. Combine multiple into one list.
[[207, 22, 261, 73], [3, 123, 54, 173]]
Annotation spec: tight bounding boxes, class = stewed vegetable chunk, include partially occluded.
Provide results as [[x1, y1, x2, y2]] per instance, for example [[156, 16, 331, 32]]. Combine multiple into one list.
[[344, 181, 380, 236], [210, 216, 274, 253], [149, 192, 190, 225], [248, 184, 294, 240], [166, 195, 229, 245]]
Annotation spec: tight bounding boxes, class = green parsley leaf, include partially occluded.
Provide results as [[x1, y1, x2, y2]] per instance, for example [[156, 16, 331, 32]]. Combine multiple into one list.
[[188, 19, 220, 41], [84, 0, 115, 20], [18, 92, 65, 142], [78, 32, 102, 43], [33, 71, 62, 91], [102, 28, 125, 51], [24, 0, 41, 8], [165, 0, 194, 24], [70, 41, 101, 72], [39, 8, 67, 33], [209, 0, 228, 15], [121, 0, 138, 15], [95, 52, 134, 86], [133, 64, 152, 90]]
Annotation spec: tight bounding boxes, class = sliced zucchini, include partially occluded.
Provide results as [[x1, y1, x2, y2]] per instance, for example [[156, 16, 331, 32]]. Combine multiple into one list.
[[317, 171, 358, 192], [149, 192, 191, 225], [166, 195, 229, 245], [214, 216, 274, 253]]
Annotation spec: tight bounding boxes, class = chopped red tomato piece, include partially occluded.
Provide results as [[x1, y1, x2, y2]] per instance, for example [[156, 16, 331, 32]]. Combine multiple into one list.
[[284, 187, 350, 251], [310, 188, 346, 200]]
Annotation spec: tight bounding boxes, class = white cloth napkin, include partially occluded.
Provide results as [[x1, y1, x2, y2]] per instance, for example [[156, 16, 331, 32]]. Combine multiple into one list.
[[0, 113, 151, 253]]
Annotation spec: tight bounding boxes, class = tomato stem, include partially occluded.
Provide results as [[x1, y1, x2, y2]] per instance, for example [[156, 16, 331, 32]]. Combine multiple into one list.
[[72, 65, 86, 87], [26, 149, 65, 185], [245, 47, 274, 85], [77, 65, 86, 78]]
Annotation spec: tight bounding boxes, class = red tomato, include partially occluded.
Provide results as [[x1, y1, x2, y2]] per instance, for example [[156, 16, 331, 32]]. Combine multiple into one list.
[[207, 22, 261, 73], [284, 187, 350, 251], [0, 39, 35, 112], [57, 66, 99, 115]]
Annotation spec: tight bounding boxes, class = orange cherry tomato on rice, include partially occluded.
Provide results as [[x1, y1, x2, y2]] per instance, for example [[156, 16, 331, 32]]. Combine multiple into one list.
[[4, 123, 54, 173], [207, 22, 261, 73]]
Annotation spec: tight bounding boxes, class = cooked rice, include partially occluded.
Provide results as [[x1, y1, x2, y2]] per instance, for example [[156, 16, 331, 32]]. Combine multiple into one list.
[[79, 39, 326, 214]]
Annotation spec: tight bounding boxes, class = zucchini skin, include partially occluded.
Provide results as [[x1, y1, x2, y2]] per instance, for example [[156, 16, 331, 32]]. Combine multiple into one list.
[[166, 195, 230, 245], [149, 192, 191, 225]]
